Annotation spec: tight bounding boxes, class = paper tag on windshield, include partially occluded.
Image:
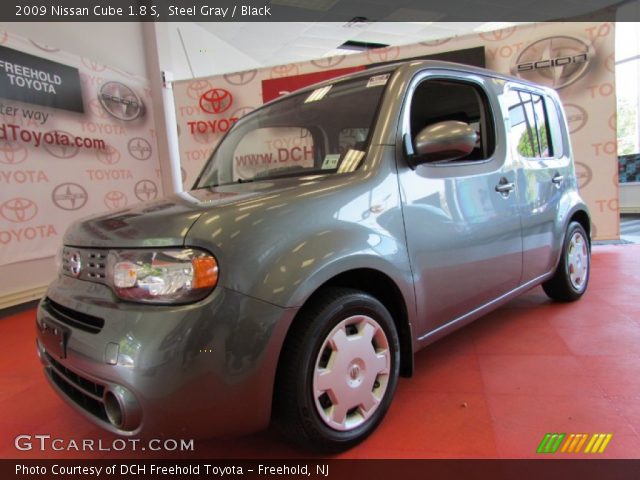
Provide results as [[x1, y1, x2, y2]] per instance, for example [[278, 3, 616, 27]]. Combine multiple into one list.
[[367, 74, 390, 88], [321, 154, 341, 170]]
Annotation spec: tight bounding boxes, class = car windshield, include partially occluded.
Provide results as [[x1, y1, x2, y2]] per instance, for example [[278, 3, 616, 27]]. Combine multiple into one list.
[[194, 72, 391, 188]]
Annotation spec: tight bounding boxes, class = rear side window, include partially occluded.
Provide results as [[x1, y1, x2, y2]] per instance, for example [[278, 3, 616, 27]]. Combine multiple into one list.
[[506, 90, 554, 159]]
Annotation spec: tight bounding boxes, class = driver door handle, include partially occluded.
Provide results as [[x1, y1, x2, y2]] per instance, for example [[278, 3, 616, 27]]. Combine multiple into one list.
[[495, 178, 515, 196]]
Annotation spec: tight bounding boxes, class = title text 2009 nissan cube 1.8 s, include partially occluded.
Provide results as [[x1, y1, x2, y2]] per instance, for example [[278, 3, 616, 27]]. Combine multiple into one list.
[[37, 60, 591, 451]]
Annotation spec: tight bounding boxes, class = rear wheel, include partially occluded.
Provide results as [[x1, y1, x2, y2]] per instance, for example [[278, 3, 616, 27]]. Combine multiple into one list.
[[274, 288, 400, 452], [542, 221, 590, 302]]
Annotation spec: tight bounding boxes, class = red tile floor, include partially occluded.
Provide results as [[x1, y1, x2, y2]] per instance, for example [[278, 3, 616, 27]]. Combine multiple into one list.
[[1, 244, 639, 459]]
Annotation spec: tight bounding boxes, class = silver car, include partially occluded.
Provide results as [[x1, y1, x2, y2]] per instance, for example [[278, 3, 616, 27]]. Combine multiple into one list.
[[36, 60, 591, 451]]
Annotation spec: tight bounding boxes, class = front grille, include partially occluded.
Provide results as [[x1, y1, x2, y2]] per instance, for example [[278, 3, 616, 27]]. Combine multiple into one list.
[[62, 247, 108, 284], [45, 353, 109, 423], [42, 297, 105, 334]]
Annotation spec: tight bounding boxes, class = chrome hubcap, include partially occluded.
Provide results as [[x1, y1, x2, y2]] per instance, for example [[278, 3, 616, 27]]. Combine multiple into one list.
[[567, 231, 588, 291], [313, 315, 390, 431]]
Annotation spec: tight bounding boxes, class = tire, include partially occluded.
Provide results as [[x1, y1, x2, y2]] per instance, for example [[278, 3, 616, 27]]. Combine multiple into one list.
[[273, 287, 400, 452], [542, 221, 590, 302]]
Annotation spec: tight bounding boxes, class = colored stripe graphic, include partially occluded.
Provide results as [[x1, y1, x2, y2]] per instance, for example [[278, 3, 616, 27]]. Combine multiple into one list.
[[537, 433, 565, 453], [538, 433, 613, 454]]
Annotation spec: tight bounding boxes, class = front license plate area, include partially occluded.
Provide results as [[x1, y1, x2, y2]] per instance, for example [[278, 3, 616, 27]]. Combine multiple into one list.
[[41, 320, 69, 359]]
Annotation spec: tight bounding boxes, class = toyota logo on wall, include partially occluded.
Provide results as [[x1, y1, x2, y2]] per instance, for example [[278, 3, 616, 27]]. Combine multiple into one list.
[[0, 140, 28, 165], [367, 47, 400, 64], [311, 56, 346, 69], [512, 36, 594, 89], [479, 27, 517, 42], [0, 197, 38, 223], [134, 180, 159, 202], [82, 57, 106, 72], [29, 39, 60, 52], [98, 81, 145, 121], [128, 137, 153, 161], [419, 38, 451, 47], [96, 145, 121, 165], [270, 64, 299, 79], [187, 80, 212, 100], [199, 88, 233, 114], [104, 191, 128, 210], [223, 69, 258, 86], [52, 183, 88, 211]]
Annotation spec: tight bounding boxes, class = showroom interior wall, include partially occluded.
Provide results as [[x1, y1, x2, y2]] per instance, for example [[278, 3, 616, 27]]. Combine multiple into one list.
[[173, 21, 618, 242], [0, 23, 162, 308]]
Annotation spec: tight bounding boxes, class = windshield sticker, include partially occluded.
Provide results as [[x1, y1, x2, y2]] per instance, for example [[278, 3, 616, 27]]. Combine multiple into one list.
[[321, 154, 341, 170], [367, 74, 390, 88], [337, 149, 365, 173], [304, 85, 332, 103]]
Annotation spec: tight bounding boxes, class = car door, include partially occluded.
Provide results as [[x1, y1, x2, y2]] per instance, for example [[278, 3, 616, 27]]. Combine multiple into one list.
[[503, 86, 570, 283], [396, 72, 523, 336]]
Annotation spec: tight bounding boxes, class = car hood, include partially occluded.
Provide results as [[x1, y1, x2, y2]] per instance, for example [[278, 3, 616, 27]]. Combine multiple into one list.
[[63, 182, 297, 248]]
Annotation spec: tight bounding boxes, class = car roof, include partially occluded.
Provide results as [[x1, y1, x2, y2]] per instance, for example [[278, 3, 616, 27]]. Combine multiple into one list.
[[255, 59, 559, 114], [281, 59, 554, 96]]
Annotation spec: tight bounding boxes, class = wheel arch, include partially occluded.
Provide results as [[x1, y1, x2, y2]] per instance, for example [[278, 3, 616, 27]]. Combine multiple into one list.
[[273, 268, 414, 411], [569, 209, 591, 246]]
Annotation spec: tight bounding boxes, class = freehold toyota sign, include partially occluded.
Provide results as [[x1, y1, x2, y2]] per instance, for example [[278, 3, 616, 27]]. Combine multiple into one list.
[[0, 45, 83, 112]]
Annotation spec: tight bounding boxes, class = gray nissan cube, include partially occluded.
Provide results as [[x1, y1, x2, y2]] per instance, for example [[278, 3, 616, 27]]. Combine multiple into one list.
[[36, 60, 591, 451]]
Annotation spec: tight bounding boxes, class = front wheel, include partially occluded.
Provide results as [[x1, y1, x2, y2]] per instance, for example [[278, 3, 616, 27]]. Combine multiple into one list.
[[273, 288, 400, 452], [542, 221, 590, 302]]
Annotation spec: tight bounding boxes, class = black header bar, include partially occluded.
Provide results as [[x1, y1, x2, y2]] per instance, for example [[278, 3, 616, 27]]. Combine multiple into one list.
[[1, 0, 639, 22]]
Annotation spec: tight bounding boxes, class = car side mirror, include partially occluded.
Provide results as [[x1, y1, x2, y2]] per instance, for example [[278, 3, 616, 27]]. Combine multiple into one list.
[[410, 121, 479, 166]]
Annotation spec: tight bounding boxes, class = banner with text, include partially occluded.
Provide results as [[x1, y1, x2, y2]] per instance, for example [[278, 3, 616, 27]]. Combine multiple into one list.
[[0, 30, 160, 266]]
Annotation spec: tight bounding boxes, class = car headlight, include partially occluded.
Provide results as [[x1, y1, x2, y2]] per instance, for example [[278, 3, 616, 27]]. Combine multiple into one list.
[[106, 248, 218, 304]]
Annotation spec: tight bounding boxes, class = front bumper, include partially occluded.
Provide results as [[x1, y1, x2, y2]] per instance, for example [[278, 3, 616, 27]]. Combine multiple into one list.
[[36, 275, 297, 438]]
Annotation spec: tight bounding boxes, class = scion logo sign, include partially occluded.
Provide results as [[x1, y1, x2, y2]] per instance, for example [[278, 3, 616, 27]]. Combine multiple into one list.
[[128, 137, 152, 160], [96, 145, 121, 165], [104, 190, 127, 210], [0, 45, 83, 112], [43, 130, 79, 158], [187, 79, 212, 100], [0, 140, 28, 164], [575, 162, 593, 189], [563, 104, 588, 134], [512, 36, 593, 89], [479, 26, 517, 42], [134, 179, 158, 202], [98, 81, 145, 121], [199, 88, 233, 114], [52, 183, 88, 211], [223, 69, 258, 86], [0, 197, 38, 223], [311, 56, 346, 69]]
